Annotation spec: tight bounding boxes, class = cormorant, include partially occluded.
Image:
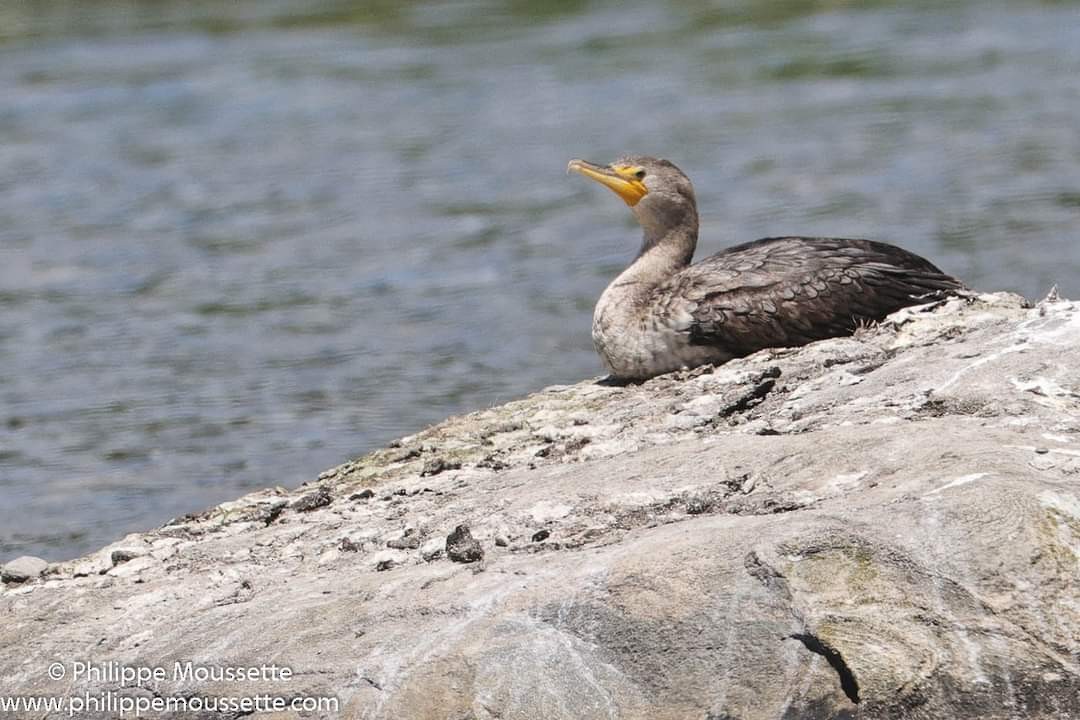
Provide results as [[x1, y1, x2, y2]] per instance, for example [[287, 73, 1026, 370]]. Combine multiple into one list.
[[569, 156, 964, 380]]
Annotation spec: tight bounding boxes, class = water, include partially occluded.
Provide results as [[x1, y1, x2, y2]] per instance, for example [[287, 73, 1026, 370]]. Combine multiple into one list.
[[1, 0, 1078, 562]]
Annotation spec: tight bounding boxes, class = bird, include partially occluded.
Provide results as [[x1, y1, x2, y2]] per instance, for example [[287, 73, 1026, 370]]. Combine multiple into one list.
[[568, 155, 965, 381]]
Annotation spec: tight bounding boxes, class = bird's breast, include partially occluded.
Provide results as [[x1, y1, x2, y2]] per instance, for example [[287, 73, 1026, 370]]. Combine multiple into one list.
[[592, 284, 726, 380]]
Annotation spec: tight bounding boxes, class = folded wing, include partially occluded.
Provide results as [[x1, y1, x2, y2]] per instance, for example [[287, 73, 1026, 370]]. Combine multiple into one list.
[[665, 236, 964, 357]]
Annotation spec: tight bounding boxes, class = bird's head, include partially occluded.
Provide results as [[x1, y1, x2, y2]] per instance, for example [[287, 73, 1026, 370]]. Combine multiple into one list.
[[568, 155, 697, 238]]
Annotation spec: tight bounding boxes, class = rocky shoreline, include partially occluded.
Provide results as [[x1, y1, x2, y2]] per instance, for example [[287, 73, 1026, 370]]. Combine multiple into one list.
[[2, 292, 1079, 719]]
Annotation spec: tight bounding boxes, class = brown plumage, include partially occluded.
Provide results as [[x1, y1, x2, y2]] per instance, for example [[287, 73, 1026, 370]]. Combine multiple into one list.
[[569, 155, 964, 380]]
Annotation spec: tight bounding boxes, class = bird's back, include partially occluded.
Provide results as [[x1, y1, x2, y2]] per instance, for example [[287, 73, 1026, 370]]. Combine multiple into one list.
[[669, 236, 963, 357]]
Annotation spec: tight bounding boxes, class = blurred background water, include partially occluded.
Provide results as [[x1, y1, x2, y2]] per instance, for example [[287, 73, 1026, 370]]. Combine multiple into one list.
[[1, 0, 1078, 562]]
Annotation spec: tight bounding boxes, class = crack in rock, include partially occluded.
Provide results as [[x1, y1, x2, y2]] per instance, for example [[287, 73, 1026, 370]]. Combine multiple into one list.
[[790, 632, 861, 705], [720, 367, 782, 417]]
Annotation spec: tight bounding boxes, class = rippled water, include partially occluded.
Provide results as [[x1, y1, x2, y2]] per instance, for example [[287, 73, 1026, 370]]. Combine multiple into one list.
[[1, 0, 1078, 562]]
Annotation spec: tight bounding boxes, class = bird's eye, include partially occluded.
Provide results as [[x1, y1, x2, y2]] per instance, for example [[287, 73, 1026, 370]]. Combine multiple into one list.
[[634, 169, 646, 180]]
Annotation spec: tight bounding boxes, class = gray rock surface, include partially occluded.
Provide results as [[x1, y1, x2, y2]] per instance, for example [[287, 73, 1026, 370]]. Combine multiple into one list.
[[1, 555, 48, 584], [2, 292, 1079, 719]]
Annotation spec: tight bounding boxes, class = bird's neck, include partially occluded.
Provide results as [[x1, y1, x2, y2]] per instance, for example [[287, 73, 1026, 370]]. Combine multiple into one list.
[[618, 222, 697, 289], [593, 220, 698, 372]]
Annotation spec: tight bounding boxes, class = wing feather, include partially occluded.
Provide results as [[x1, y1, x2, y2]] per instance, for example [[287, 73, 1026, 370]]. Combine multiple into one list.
[[676, 236, 963, 356]]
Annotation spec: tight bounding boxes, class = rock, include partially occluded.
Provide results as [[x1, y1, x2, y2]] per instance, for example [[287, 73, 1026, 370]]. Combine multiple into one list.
[[110, 547, 148, 565], [372, 550, 406, 572], [106, 555, 156, 578], [1, 556, 48, 584], [2, 293, 1080, 718], [683, 494, 713, 514], [445, 525, 483, 563], [63, 550, 112, 578], [419, 538, 444, 562], [387, 530, 421, 550], [318, 548, 342, 565], [421, 457, 462, 477], [290, 487, 332, 512], [249, 500, 288, 525], [148, 542, 180, 563], [338, 537, 361, 553]]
